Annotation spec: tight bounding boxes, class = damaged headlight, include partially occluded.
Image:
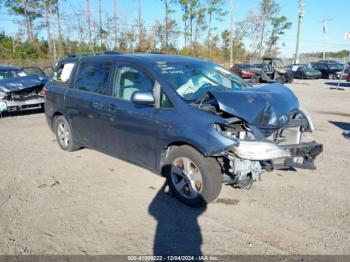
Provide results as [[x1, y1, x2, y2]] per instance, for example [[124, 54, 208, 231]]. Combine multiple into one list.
[[232, 140, 291, 160]]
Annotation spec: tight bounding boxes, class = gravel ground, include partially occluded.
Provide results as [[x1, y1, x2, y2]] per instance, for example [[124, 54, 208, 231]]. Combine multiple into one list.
[[0, 79, 349, 255]]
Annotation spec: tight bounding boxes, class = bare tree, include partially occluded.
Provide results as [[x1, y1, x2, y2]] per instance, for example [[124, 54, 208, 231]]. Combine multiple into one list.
[[44, 0, 52, 53], [0, 0, 42, 42], [160, 0, 176, 49], [113, 0, 118, 50], [257, 0, 279, 56], [205, 0, 227, 56]]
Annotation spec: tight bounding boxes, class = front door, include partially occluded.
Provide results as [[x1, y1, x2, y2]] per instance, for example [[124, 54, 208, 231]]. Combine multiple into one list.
[[103, 64, 162, 169]]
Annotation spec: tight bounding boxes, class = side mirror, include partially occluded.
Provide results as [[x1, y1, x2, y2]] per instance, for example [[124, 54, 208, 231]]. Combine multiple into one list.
[[131, 91, 155, 106]]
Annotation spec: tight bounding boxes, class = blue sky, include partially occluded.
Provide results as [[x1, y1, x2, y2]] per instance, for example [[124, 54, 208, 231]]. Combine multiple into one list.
[[0, 0, 349, 57]]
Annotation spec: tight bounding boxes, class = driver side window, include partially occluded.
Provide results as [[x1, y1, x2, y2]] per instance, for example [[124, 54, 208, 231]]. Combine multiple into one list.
[[113, 66, 153, 101]]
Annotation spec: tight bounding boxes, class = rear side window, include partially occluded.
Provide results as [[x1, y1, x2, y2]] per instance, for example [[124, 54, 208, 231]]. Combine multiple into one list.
[[54, 63, 75, 83], [75, 62, 112, 95]]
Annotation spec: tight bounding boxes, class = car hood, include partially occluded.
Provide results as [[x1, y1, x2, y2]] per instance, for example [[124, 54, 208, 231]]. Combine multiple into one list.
[[208, 83, 299, 127], [0, 74, 47, 93]]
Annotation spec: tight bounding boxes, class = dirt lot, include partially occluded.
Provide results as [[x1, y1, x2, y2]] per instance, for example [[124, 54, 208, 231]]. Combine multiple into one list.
[[0, 79, 350, 255]]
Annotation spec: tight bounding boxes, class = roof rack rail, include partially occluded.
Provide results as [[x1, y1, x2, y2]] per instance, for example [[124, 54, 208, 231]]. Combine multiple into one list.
[[66, 50, 121, 58]]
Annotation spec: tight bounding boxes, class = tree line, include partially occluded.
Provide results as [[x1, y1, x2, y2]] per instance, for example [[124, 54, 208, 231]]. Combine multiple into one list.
[[0, 0, 293, 64]]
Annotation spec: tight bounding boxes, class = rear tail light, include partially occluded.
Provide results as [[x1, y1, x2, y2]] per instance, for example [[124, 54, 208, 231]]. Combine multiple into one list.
[[40, 87, 48, 97]]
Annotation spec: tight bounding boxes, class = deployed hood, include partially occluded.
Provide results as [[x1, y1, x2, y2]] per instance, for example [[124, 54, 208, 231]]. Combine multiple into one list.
[[0, 74, 47, 93], [208, 83, 299, 127]]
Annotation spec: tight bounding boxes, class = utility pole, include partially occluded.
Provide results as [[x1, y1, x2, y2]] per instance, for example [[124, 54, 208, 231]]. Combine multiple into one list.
[[113, 0, 118, 50], [230, 0, 234, 66], [294, 0, 304, 64], [86, 0, 93, 50], [137, 0, 144, 49], [321, 17, 332, 60]]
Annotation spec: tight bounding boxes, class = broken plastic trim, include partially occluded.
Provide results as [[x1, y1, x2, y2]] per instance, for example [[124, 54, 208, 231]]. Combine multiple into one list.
[[298, 107, 315, 131], [231, 140, 291, 161]]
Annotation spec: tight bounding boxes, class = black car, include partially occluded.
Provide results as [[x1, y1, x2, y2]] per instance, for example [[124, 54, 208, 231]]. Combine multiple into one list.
[[312, 62, 345, 79], [44, 52, 322, 206], [290, 64, 321, 79]]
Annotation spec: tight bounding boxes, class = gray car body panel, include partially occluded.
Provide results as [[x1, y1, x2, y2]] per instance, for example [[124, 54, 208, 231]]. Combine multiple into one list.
[[208, 83, 299, 127]]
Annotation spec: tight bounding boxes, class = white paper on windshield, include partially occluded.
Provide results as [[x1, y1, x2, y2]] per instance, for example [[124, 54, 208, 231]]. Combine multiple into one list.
[[61, 63, 75, 82], [292, 65, 299, 72]]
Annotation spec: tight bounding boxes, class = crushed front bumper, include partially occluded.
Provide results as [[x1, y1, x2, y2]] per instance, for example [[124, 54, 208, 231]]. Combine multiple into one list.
[[0, 97, 44, 112], [274, 142, 323, 170]]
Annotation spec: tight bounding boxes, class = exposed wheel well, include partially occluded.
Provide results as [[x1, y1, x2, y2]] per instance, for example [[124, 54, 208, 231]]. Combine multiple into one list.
[[159, 141, 205, 177]]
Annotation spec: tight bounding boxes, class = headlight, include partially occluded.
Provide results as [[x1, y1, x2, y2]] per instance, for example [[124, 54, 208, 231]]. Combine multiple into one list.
[[232, 140, 291, 160]]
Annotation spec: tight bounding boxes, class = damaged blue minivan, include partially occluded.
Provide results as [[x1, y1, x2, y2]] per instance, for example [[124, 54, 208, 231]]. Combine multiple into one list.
[[44, 52, 323, 206]]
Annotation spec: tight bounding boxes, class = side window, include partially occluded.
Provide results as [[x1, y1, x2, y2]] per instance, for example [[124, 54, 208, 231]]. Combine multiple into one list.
[[114, 66, 153, 101], [75, 62, 112, 95], [54, 63, 75, 83], [160, 90, 174, 108]]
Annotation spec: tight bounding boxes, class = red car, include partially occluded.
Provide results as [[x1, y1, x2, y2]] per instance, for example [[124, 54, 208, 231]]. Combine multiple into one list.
[[347, 71, 350, 82], [230, 64, 255, 79]]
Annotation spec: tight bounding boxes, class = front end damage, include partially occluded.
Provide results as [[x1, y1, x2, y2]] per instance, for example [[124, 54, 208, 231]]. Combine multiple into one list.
[[0, 75, 47, 113], [201, 84, 323, 189]]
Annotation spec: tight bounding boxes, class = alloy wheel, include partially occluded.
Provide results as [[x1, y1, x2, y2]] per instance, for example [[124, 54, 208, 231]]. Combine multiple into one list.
[[57, 121, 70, 148], [170, 157, 203, 199]]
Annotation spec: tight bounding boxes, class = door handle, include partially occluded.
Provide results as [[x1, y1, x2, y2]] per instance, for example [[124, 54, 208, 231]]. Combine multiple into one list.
[[93, 101, 104, 109], [106, 103, 117, 112]]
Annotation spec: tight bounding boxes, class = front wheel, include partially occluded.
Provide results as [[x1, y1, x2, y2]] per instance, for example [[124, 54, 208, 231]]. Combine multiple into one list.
[[163, 145, 222, 207]]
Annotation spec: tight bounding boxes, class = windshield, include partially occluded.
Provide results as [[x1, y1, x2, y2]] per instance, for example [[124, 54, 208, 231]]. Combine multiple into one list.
[[0, 69, 27, 80], [154, 62, 251, 103], [329, 64, 344, 70]]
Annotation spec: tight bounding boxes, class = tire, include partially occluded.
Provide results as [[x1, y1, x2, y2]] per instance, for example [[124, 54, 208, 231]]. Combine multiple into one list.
[[163, 145, 222, 207], [328, 74, 335, 80], [276, 76, 286, 84], [54, 115, 80, 152]]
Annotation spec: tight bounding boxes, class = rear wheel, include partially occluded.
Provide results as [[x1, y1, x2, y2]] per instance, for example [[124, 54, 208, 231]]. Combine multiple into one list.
[[163, 145, 222, 206], [54, 116, 80, 152], [328, 74, 335, 80]]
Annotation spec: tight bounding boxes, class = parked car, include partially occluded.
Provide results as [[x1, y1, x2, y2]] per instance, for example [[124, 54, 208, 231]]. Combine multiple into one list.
[[311, 62, 346, 79], [22, 66, 54, 78], [230, 64, 256, 79], [347, 71, 350, 82], [44, 52, 323, 206], [250, 57, 294, 84], [0, 65, 48, 113], [289, 64, 321, 79]]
